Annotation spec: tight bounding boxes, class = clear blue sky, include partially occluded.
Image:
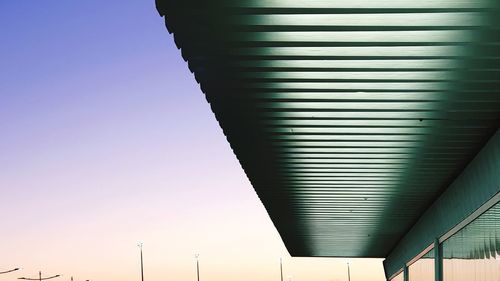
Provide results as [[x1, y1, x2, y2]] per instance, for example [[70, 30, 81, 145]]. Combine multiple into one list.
[[0, 1, 384, 281]]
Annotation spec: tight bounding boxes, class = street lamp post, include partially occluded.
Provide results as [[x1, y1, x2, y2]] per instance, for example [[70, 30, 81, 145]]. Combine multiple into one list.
[[0, 268, 20, 274], [138, 242, 144, 281], [280, 258, 283, 281], [18, 271, 61, 281], [195, 254, 200, 281], [347, 262, 351, 281]]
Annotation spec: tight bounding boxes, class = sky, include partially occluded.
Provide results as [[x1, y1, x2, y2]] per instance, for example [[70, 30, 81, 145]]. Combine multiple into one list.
[[0, 1, 385, 281]]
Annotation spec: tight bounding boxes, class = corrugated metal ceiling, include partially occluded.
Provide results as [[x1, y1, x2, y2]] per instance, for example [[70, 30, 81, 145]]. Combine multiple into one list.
[[156, 0, 500, 257]]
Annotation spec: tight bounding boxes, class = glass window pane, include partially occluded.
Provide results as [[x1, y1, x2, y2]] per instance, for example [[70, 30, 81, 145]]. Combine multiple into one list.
[[442, 202, 500, 281], [409, 248, 435, 281]]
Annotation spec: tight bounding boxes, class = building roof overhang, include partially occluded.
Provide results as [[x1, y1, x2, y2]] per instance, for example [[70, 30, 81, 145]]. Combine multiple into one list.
[[156, 0, 500, 258]]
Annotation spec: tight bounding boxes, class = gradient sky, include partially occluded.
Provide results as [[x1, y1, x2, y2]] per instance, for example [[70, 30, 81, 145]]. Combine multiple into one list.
[[0, 1, 385, 281]]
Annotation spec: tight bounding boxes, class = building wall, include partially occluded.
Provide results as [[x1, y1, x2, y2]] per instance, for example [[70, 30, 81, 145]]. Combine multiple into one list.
[[384, 129, 500, 279]]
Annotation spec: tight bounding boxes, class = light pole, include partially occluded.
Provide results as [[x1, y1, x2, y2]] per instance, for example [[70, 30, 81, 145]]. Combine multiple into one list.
[[138, 242, 144, 281], [347, 261, 351, 281], [195, 254, 200, 281], [18, 271, 61, 281], [0, 268, 20, 274], [279, 258, 283, 281]]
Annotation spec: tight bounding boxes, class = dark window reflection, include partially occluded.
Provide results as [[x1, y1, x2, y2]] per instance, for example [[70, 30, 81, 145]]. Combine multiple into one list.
[[443, 203, 500, 281]]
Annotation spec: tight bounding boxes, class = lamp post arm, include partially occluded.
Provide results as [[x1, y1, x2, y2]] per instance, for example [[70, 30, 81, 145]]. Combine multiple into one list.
[[1, 268, 20, 274], [41, 275, 61, 280], [19, 275, 61, 280]]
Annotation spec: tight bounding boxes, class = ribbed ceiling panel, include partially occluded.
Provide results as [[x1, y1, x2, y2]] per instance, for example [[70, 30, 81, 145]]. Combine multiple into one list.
[[156, 0, 500, 257]]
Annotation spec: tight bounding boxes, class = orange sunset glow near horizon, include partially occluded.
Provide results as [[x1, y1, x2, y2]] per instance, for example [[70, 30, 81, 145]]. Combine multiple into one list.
[[0, 1, 387, 281]]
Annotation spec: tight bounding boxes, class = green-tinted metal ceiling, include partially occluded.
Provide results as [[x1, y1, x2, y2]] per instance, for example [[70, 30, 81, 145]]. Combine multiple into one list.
[[156, 0, 500, 257]]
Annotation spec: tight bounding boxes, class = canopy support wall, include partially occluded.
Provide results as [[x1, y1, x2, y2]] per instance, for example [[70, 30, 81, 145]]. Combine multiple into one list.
[[384, 129, 500, 278]]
